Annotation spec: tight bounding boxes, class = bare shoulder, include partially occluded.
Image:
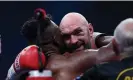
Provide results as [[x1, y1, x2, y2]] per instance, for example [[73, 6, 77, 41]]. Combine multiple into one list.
[[45, 54, 67, 72]]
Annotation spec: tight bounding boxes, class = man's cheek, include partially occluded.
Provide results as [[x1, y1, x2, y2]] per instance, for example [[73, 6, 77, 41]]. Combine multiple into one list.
[[78, 37, 86, 44]]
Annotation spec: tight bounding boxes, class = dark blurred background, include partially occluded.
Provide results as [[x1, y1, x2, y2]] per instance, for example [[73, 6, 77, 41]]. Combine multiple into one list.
[[0, 1, 133, 79]]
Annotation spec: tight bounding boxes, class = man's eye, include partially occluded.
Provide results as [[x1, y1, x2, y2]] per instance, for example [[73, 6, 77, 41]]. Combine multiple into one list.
[[75, 31, 83, 36], [63, 34, 70, 39]]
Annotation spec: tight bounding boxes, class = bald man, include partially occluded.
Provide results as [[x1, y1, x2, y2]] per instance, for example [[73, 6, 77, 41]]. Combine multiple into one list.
[[59, 12, 113, 53], [80, 18, 133, 80], [45, 13, 118, 80]]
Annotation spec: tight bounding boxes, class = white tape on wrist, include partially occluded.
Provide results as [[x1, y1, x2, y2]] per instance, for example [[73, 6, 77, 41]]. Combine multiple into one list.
[[29, 70, 52, 77]]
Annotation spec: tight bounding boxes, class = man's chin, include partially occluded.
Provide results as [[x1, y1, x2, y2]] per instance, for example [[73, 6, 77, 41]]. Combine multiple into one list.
[[72, 46, 84, 52], [67, 45, 85, 53]]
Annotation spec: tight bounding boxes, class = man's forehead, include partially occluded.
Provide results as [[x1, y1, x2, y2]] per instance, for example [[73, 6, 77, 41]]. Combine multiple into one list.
[[61, 18, 80, 27], [60, 18, 83, 33], [60, 25, 81, 34]]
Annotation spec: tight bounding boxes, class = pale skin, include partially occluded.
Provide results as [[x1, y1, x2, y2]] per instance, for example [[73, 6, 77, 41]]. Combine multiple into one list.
[[59, 12, 95, 51], [59, 12, 114, 51]]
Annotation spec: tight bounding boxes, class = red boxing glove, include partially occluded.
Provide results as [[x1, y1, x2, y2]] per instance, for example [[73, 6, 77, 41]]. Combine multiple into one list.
[[6, 45, 46, 80], [14, 45, 46, 72], [26, 70, 55, 80]]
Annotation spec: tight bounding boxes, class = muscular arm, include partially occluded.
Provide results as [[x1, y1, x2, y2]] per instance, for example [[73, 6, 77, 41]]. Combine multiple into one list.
[[93, 32, 113, 48], [96, 36, 114, 48], [46, 42, 116, 74]]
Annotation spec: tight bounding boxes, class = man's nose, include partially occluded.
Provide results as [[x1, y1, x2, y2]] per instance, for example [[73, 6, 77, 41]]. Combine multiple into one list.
[[70, 35, 78, 44]]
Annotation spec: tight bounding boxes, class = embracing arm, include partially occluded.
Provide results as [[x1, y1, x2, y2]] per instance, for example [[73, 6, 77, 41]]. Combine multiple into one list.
[[46, 42, 117, 74], [93, 32, 113, 48]]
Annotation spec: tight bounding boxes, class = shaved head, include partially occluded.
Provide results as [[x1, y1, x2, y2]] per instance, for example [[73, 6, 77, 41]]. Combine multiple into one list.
[[114, 18, 133, 53], [59, 12, 89, 33], [59, 12, 93, 52]]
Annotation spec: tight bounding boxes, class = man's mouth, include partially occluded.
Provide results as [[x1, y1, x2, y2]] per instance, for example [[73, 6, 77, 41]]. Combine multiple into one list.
[[67, 42, 85, 53], [75, 45, 84, 52]]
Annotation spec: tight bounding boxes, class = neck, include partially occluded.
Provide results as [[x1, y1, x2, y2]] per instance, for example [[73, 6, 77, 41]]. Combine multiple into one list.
[[90, 38, 97, 49]]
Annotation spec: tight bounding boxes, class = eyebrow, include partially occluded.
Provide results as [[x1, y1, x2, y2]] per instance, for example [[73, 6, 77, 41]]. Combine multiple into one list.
[[61, 27, 82, 35], [61, 33, 70, 37], [72, 27, 82, 34]]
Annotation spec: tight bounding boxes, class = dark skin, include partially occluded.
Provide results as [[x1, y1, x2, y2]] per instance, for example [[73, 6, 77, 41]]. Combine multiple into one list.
[[45, 39, 118, 80], [96, 36, 114, 48]]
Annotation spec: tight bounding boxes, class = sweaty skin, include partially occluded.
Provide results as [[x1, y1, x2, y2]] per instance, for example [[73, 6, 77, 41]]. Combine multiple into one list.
[[46, 41, 118, 80]]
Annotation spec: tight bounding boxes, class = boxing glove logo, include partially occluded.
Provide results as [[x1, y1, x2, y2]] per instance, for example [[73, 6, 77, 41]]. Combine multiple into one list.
[[14, 53, 21, 71]]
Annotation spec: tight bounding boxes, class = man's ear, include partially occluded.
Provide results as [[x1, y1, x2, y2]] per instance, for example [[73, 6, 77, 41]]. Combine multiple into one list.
[[88, 23, 94, 37]]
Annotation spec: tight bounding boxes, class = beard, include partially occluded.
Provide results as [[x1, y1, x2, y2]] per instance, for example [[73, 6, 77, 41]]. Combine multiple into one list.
[[65, 40, 92, 53], [66, 41, 85, 53]]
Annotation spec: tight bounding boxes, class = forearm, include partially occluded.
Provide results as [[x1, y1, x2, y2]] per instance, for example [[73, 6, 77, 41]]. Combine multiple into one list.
[[93, 32, 113, 48], [67, 49, 98, 72], [96, 36, 113, 48], [66, 43, 116, 72], [47, 44, 116, 73], [46, 49, 98, 73]]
